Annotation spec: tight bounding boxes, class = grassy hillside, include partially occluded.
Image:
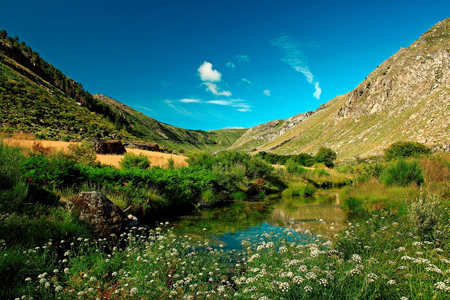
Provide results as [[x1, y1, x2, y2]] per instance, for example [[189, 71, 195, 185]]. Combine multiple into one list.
[[232, 18, 450, 160], [0, 30, 245, 152]]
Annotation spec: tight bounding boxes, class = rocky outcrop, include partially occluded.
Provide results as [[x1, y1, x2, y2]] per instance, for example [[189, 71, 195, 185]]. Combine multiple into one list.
[[92, 138, 126, 155], [231, 111, 315, 151], [124, 142, 160, 152], [66, 191, 138, 239]]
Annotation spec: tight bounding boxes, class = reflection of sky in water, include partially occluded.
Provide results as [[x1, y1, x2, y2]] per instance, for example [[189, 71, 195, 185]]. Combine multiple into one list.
[[213, 222, 313, 251], [171, 191, 347, 252]]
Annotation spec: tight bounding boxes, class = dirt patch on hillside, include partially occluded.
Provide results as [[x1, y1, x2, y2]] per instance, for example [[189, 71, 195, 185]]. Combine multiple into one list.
[[4, 139, 188, 168]]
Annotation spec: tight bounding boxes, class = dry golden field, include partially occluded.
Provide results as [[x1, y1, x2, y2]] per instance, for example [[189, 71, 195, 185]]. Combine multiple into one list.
[[4, 138, 188, 169]]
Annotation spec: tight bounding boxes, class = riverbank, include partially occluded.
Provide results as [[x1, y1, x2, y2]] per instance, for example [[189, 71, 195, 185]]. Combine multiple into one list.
[[2, 141, 450, 299]]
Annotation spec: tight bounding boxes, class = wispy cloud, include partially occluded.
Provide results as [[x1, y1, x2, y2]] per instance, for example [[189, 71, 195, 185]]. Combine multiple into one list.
[[271, 35, 322, 100], [205, 99, 251, 112], [226, 61, 235, 69], [179, 98, 201, 103], [178, 98, 252, 112], [202, 82, 232, 97], [242, 78, 252, 85], [165, 100, 195, 116], [263, 89, 271, 96], [134, 105, 156, 114], [197, 61, 222, 82], [236, 54, 250, 62]]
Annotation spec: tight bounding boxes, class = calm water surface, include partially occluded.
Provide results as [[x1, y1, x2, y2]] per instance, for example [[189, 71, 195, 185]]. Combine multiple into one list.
[[170, 189, 348, 251]]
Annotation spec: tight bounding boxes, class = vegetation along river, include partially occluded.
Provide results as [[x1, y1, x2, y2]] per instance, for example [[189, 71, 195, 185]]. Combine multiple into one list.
[[168, 189, 347, 251]]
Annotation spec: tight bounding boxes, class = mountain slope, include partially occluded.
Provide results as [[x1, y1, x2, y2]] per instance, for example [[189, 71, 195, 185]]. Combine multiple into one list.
[[231, 18, 450, 160], [0, 30, 245, 152]]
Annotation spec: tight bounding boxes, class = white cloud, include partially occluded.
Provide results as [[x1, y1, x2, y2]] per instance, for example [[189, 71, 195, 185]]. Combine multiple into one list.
[[202, 82, 232, 97], [236, 54, 250, 62], [179, 98, 201, 103], [263, 89, 271, 96], [205, 99, 251, 112], [242, 78, 252, 85], [271, 35, 322, 100], [313, 82, 322, 100], [197, 61, 222, 82], [226, 61, 235, 69], [206, 100, 232, 105]]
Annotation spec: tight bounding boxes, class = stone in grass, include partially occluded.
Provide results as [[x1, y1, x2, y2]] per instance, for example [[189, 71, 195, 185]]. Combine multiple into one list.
[[66, 191, 138, 239]]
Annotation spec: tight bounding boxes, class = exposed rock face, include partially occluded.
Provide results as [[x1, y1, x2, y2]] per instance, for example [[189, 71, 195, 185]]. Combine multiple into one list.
[[66, 191, 130, 239], [92, 138, 126, 155], [231, 111, 315, 151]]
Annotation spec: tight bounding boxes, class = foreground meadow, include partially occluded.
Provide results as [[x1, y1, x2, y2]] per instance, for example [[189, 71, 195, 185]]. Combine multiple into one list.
[[5, 201, 450, 300], [2, 140, 450, 299]]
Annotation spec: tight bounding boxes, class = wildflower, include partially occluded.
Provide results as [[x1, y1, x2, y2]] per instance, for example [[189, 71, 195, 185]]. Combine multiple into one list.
[[25, 277, 31, 282], [387, 280, 396, 285], [304, 285, 313, 292], [319, 278, 328, 286], [351, 254, 362, 263], [293, 276, 304, 284], [305, 272, 317, 280], [64, 268, 70, 274], [366, 273, 378, 284], [434, 282, 450, 291], [55, 286, 63, 292], [130, 287, 138, 294]]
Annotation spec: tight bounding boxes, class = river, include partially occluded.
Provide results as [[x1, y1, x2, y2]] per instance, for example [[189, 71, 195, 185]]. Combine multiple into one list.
[[169, 189, 348, 251]]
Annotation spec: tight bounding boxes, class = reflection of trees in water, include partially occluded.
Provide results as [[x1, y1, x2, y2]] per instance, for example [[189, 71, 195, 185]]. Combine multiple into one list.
[[173, 200, 274, 236], [267, 192, 347, 235], [172, 191, 347, 242]]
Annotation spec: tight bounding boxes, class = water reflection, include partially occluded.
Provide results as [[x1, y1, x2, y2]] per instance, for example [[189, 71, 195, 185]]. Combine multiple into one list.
[[171, 189, 347, 251]]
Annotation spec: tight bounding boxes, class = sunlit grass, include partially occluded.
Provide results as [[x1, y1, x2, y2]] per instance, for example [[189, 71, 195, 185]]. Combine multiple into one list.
[[5, 200, 450, 300]]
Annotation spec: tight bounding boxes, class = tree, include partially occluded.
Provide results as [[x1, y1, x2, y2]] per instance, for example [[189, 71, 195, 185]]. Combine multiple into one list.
[[314, 147, 337, 168], [0, 29, 7, 39]]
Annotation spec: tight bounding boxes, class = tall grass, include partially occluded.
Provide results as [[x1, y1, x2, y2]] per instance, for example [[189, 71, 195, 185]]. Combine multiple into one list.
[[6, 201, 450, 299]]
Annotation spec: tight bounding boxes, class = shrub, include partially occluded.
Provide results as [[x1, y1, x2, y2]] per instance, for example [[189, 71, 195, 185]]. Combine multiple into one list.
[[56, 142, 98, 167], [384, 141, 431, 160], [408, 193, 442, 235], [314, 147, 337, 168], [119, 153, 150, 170], [343, 196, 363, 213], [379, 158, 424, 186], [23, 155, 85, 189]]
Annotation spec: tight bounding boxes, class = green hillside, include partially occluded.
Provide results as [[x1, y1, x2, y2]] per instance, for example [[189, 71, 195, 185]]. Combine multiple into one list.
[[0, 30, 245, 152]]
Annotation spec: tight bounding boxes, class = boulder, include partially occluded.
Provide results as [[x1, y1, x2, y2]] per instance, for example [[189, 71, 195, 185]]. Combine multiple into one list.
[[66, 191, 134, 239], [92, 138, 126, 155]]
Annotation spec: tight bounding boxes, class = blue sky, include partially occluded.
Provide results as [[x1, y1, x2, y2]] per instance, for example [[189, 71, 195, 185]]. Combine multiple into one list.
[[2, 1, 449, 130]]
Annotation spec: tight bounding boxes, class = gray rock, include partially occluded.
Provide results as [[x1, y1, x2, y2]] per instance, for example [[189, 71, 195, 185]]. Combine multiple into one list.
[[66, 191, 130, 239]]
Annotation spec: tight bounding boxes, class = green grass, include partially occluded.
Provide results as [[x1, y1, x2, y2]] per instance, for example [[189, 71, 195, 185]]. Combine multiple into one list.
[[4, 200, 450, 299]]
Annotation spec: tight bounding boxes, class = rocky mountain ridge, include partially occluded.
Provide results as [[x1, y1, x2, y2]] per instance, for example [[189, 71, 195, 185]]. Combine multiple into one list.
[[231, 18, 450, 160]]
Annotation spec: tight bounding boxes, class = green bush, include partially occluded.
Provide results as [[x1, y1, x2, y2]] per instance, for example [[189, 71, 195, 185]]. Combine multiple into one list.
[[60, 141, 98, 167], [408, 193, 442, 235], [384, 141, 431, 160], [314, 147, 337, 168], [23, 155, 85, 189], [119, 152, 150, 170], [343, 196, 363, 213], [379, 158, 424, 186]]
